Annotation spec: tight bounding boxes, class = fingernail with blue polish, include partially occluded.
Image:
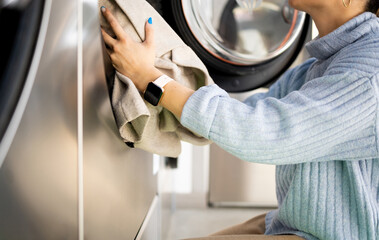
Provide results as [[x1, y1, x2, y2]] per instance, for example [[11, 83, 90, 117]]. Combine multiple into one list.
[[101, 6, 106, 12], [148, 17, 153, 24]]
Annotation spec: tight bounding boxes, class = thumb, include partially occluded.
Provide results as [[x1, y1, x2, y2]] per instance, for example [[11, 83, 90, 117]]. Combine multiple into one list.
[[144, 17, 155, 47]]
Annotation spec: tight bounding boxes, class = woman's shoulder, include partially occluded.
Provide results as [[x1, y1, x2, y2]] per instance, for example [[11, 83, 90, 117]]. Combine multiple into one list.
[[327, 32, 379, 77], [323, 15, 379, 77]]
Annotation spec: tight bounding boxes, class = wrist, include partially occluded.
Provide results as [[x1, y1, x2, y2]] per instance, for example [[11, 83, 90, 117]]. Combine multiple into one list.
[[137, 68, 163, 92], [143, 74, 173, 106]]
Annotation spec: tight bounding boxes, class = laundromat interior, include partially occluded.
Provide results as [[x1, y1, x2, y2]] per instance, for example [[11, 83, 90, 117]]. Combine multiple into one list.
[[2, 0, 341, 239]]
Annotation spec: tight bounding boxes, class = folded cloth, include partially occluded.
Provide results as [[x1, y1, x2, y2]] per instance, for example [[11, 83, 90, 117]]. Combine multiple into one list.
[[99, 0, 213, 157]]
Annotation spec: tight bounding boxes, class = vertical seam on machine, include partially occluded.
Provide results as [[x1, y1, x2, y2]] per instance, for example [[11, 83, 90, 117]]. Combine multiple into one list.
[[77, 0, 84, 239]]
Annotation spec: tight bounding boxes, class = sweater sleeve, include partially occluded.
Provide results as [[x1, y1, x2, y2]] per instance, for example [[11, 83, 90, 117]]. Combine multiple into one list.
[[180, 72, 378, 165], [244, 58, 316, 106]]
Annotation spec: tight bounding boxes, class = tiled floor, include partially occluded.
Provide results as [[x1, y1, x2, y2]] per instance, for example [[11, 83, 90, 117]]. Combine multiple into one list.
[[166, 207, 272, 240]]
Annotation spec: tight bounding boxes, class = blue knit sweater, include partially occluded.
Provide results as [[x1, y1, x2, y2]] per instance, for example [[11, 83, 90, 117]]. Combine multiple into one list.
[[180, 13, 379, 240]]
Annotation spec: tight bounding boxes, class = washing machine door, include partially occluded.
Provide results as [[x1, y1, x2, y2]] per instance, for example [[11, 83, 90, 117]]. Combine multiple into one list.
[[0, 0, 44, 160], [160, 0, 310, 92]]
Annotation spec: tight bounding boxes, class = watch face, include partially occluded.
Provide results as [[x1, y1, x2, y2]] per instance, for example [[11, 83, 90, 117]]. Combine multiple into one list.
[[144, 82, 163, 106]]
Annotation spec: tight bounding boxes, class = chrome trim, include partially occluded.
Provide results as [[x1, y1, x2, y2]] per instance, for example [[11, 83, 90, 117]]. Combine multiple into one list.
[[77, 0, 84, 239], [1, 0, 31, 9], [135, 195, 159, 240], [211, 201, 277, 208], [182, 0, 306, 65], [0, 0, 52, 168]]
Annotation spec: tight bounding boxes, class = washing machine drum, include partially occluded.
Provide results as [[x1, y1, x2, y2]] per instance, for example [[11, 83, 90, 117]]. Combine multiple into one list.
[[151, 0, 310, 92]]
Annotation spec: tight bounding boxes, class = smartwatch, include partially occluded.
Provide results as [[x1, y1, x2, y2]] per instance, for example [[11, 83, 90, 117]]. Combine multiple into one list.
[[143, 75, 173, 106]]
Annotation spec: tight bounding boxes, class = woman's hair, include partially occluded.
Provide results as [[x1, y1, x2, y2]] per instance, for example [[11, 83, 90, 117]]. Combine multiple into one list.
[[366, 0, 379, 16]]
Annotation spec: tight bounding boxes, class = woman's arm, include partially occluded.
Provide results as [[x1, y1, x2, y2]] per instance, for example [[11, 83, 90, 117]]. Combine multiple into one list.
[[100, 7, 378, 165], [100, 6, 193, 119], [159, 81, 194, 119], [180, 72, 378, 164]]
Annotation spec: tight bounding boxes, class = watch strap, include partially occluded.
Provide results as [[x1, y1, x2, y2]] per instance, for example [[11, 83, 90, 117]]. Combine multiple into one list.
[[153, 75, 173, 91]]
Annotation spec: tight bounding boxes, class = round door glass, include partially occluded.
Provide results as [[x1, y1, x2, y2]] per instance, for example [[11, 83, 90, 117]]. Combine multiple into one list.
[[181, 0, 306, 65]]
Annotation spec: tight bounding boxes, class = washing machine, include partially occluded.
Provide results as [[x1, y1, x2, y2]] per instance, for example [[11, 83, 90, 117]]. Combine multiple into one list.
[[150, 0, 314, 207]]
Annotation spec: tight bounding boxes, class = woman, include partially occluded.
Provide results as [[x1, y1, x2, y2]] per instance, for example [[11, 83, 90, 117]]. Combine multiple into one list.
[[100, 0, 379, 239]]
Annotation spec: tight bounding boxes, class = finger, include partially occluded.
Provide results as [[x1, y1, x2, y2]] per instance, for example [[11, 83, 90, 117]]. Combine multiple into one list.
[[101, 28, 116, 48], [101, 6, 126, 40], [144, 17, 155, 47], [109, 53, 120, 70], [105, 47, 113, 57], [109, 53, 118, 64]]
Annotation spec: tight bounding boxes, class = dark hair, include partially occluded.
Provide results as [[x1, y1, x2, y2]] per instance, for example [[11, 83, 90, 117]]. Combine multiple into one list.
[[366, 0, 379, 16]]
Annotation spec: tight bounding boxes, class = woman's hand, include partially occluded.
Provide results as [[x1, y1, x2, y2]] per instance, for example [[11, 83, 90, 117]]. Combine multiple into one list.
[[100, 6, 163, 92], [100, 6, 194, 118]]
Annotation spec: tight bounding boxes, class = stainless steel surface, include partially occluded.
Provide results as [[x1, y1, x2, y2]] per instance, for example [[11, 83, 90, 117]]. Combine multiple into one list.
[[181, 0, 305, 65], [82, 1, 157, 239], [1, 0, 31, 9], [0, 0, 49, 168], [0, 0, 158, 239], [0, 0, 79, 238], [236, 0, 263, 11], [209, 144, 277, 207], [135, 195, 160, 240]]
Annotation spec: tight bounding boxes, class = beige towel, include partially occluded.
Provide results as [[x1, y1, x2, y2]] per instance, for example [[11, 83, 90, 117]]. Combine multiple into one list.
[[99, 0, 213, 157]]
